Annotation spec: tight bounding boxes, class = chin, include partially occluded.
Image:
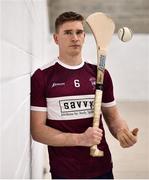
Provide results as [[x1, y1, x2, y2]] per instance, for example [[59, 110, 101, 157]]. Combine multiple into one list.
[[70, 49, 81, 55], [70, 51, 80, 56]]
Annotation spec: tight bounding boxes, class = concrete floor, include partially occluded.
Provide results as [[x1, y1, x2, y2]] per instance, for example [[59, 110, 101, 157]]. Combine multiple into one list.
[[105, 101, 149, 179], [43, 101, 149, 179]]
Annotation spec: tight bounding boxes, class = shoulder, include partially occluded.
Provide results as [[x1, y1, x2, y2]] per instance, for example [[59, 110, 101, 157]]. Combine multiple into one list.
[[84, 61, 96, 69], [104, 69, 113, 83], [40, 59, 56, 71], [84, 61, 111, 77], [104, 69, 112, 78], [84, 61, 97, 74], [32, 60, 57, 79]]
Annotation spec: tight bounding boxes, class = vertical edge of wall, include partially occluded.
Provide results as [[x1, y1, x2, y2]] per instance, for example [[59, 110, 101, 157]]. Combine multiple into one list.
[[0, 79, 1, 176], [29, 0, 51, 179], [0, 2, 2, 174]]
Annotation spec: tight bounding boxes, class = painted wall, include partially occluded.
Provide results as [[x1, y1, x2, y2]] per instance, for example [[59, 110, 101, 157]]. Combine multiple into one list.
[[0, 0, 50, 178]]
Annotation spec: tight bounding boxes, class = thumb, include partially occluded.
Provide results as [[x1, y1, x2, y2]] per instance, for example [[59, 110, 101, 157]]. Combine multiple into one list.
[[132, 128, 139, 136]]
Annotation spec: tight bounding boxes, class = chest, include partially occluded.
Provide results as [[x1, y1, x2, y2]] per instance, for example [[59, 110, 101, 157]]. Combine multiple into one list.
[[46, 68, 96, 98]]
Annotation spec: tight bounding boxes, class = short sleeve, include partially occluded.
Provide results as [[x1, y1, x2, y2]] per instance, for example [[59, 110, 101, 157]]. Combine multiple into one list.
[[102, 70, 116, 107], [31, 69, 47, 111]]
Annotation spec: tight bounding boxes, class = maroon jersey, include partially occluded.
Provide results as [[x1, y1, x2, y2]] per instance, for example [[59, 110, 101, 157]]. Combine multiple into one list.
[[31, 58, 116, 178]]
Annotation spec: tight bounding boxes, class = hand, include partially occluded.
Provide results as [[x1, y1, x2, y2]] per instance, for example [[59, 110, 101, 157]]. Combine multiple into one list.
[[80, 127, 103, 147], [117, 128, 139, 148]]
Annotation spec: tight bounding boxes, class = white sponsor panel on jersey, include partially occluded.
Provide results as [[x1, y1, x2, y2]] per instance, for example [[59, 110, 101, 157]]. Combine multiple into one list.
[[46, 95, 95, 120]]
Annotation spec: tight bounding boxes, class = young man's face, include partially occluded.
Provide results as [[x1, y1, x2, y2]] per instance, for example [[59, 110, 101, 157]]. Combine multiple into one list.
[[54, 21, 85, 56]]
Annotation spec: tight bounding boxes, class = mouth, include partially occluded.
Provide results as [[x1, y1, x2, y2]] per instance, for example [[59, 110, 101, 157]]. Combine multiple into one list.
[[70, 45, 81, 48]]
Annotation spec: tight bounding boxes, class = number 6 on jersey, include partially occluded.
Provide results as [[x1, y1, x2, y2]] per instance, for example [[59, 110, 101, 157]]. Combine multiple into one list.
[[86, 12, 115, 157]]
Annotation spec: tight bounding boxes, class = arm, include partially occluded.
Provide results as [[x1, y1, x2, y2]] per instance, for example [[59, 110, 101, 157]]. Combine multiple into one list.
[[30, 111, 103, 147], [102, 105, 138, 148]]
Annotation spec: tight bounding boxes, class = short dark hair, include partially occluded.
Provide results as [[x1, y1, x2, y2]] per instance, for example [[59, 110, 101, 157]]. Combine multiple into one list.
[[55, 11, 84, 32]]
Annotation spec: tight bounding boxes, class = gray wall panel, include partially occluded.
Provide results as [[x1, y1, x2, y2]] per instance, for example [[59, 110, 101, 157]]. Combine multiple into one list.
[[48, 0, 149, 33]]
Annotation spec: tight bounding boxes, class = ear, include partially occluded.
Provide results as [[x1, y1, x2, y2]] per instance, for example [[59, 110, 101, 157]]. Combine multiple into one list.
[[53, 33, 59, 44]]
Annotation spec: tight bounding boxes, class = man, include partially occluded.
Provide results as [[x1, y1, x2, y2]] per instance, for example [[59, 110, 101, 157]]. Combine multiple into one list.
[[31, 11, 138, 179]]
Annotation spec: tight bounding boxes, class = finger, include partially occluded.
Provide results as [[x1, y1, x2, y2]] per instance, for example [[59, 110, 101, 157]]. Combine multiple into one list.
[[132, 128, 139, 136], [92, 128, 103, 136], [119, 135, 129, 148], [124, 129, 137, 144], [91, 135, 102, 145], [93, 131, 103, 142], [117, 130, 130, 147], [122, 129, 137, 145], [96, 136, 102, 144], [93, 127, 103, 133], [93, 133, 103, 141]]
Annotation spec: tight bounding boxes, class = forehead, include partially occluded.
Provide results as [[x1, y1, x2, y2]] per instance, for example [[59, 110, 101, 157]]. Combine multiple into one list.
[[59, 21, 84, 31]]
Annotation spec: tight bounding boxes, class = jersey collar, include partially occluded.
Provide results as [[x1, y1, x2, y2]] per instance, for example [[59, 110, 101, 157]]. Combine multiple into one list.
[[56, 58, 85, 70]]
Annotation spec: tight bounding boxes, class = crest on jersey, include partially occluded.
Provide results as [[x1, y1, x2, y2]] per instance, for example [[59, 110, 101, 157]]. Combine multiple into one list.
[[89, 77, 96, 90]]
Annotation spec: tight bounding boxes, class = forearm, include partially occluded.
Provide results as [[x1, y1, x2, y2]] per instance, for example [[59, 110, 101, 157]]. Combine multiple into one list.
[[108, 117, 128, 139], [102, 106, 128, 139], [31, 124, 103, 147], [31, 125, 83, 146]]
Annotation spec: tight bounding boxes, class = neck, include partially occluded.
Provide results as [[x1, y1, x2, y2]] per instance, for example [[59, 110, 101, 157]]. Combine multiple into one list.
[[58, 54, 82, 66]]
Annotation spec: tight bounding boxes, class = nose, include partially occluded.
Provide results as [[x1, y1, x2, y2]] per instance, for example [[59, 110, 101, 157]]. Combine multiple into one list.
[[71, 33, 79, 41]]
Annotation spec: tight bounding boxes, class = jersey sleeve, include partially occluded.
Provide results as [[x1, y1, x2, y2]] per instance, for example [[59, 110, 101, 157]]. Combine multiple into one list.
[[102, 70, 116, 107], [31, 69, 47, 111]]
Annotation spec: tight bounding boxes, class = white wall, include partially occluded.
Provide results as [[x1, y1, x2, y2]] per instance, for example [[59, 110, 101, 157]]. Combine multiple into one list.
[[48, 33, 149, 102], [103, 34, 149, 102], [0, 0, 50, 178]]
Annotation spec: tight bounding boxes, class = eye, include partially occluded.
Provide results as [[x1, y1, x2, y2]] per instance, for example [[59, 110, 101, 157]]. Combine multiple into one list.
[[76, 30, 84, 35], [64, 31, 72, 35]]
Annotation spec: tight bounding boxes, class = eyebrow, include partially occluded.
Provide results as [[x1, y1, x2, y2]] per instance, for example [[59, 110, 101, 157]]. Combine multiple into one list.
[[63, 29, 84, 32]]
